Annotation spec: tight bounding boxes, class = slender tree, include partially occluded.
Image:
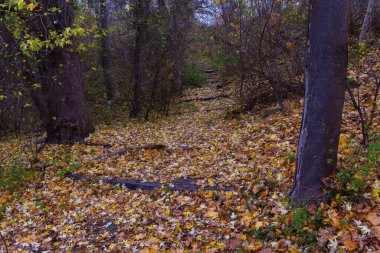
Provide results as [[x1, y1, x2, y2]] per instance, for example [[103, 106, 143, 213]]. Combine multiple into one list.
[[99, 0, 119, 103], [359, 0, 375, 42], [130, 0, 151, 118], [291, 0, 349, 204]]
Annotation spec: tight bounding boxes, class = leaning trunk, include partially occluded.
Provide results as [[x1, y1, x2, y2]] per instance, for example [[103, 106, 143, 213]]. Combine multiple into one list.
[[358, 0, 375, 42], [291, 0, 349, 204]]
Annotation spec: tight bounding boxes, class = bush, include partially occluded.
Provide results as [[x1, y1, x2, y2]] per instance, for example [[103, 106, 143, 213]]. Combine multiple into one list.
[[337, 139, 379, 196], [0, 159, 34, 192], [182, 65, 207, 88]]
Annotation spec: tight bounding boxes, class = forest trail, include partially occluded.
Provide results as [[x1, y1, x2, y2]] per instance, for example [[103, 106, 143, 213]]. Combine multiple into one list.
[[178, 61, 234, 115], [0, 67, 379, 251]]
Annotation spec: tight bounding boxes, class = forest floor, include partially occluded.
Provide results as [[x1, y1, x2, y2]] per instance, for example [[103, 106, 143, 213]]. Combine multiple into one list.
[[0, 62, 379, 252]]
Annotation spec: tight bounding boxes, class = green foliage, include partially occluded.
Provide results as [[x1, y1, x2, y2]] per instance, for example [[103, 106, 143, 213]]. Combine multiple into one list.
[[253, 229, 266, 240], [283, 152, 296, 165], [292, 208, 309, 232], [312, 210, 324, 228], [183, 101, 196, 111], [182, 65, 207, 88], [0, 159, 34, 192], [337, 140, 379, 195]]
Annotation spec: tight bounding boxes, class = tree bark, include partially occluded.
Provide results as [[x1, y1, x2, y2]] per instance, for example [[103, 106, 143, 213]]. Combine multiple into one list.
[[42, 47, 91, 143], [358, 0, 375, 42], [99, 0, 119, 103], [130, 0, 150, 118], [291, 0, 349, 204], [0, 0, 92, 143]]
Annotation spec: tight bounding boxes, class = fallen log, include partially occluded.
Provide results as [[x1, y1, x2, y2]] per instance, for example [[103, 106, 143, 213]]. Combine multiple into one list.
[[67, 172, 234, 192], [181, 94, 229, 103], [93, 144, 166, 160]]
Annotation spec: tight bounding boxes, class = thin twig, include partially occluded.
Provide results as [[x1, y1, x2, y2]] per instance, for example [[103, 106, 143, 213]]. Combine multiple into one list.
[[0, 231, 9, 253]]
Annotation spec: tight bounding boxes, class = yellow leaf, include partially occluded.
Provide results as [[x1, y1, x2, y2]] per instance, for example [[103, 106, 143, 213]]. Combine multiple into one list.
[[26, 2, 36, 11], [0, 198, 7, 205], [241, 213, 253, 227], [328, 209, 340, 228], [255, 221, 263, 229], [269, 134, 278, 140], [204, 209, 219, 219], [339, 135, 347, 148], [108, 243, 117, 250], [135, 233, 146, 240], [208, 178, 216, 186], [225, 191, 233, 199]]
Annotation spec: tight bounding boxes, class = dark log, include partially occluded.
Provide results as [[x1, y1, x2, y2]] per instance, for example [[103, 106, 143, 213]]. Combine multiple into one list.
[[67, 172, 234, 192]]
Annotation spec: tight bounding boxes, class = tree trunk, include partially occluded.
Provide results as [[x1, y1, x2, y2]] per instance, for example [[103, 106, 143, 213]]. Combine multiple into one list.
[[358, 0, 375, 42], [42, 48, 91, 143], [291, 0, 349, 204], [0, 1, 92, 144], [99, 0, 119, 103], [170, 0, 192, 94], [130, 0, 150, 118]]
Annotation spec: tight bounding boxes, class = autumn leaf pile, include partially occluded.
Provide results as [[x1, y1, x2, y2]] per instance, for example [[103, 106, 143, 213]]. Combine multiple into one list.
[[0, 54, 379, 252]]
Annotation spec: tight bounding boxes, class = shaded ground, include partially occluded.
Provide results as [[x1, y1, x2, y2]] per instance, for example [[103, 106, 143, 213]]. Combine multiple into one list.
[[0, 64, 379, 252]]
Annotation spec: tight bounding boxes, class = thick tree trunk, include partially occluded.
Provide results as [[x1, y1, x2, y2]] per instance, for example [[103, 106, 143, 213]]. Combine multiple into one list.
[[1, 1, 92, 144], [99, 0, 119, 103], [359, 0, 375, 42], [291, 0, 349, 204], [42, 48, 91, 143]]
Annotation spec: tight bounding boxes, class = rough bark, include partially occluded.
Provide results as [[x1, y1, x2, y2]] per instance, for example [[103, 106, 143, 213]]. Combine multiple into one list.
[[42, 48, 91, 143], [99, 0, 119, 103], [291, 0, 349, 204]]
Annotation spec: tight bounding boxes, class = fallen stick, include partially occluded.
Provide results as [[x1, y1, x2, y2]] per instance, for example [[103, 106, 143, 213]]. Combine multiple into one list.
[[67, 172, 234, 192], [181, 94, 229, 103]]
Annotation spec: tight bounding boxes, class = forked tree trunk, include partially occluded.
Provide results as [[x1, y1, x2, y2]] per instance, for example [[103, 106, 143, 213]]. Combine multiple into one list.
[[291, 0, 349, 204]]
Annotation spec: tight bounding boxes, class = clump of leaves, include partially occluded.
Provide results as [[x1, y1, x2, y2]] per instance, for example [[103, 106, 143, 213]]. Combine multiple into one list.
[[283, 152, 296, 165], [253, 229, 266, 240], [0, 158, 34, 192], [292, 208, 309, 232], [184, 101, 196, 111], [337, 140, 379, 197], [224, 110, 242, 120], [57, 161, 82, 177]]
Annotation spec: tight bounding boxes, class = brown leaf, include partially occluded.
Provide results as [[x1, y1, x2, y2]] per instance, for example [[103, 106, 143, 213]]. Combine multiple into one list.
[[343, 239, 358, 251]]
